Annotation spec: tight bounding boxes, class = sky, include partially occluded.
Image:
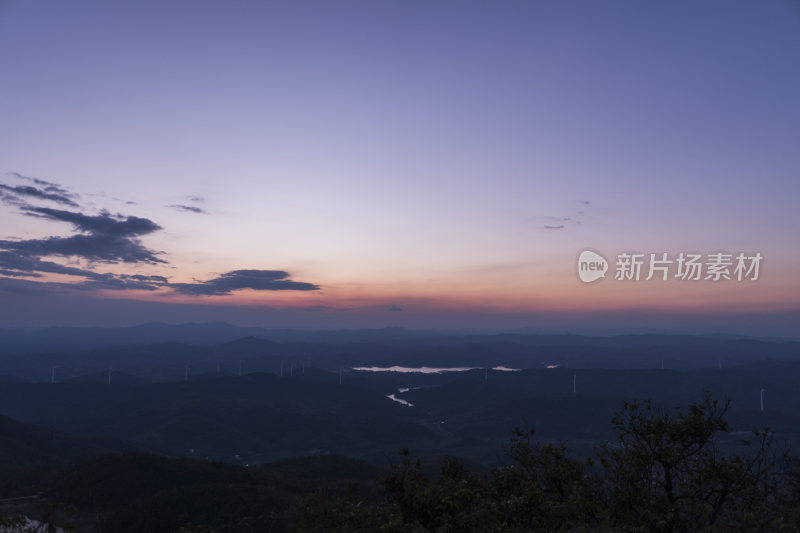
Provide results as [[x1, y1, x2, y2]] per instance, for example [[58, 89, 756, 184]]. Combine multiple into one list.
[[0, 0, 798, 335]]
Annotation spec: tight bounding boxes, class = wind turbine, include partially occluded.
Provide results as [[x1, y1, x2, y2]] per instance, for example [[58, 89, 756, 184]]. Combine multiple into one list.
[[339, 369, 342, 385], [51, 366, 59, 384], [760, 387, 765, 412], [573, 372, 577, 394], [107, 366, 112, 385]]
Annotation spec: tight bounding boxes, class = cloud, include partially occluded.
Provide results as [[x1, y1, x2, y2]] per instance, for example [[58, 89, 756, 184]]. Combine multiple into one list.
[[0, 275, 54, 294], [4, 172, 80, 206], [168, 204, 207, 214], [0, 175, 321, 298], [8, 172, 75, 196], [23, 206, 161, 236], [187, 196, 204, 203], [128, 274, 169, 283], [537, 200, 594, 230], [0, 255, 165, 293], [0, 255, 318, 295], [0, 175, 163, 264], [0, 250, 105, 277], [0, 270, 164, 293], [0, 268, 42, 278], [0, 235, 165, 264], [0, 250, 168, 290], [77, 272, 167, 291], [171, 269, 320, 295], [0, 191, 30, 207], [0, 184, 80, 207], [0, 207, 165, 264], [388, 306, 403, 312]]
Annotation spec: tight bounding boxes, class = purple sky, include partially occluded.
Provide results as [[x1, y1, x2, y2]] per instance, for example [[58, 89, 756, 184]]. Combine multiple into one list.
[[0, 1, 798, 335]]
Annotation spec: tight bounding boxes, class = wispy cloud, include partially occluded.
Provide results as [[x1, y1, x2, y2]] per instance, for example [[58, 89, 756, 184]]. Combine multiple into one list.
[[1, 172, 80, 207], [8, 172, 76, 198], [538, 200, 594, 230], [0, 184, 80, 207], [168, 204, 206, 214]]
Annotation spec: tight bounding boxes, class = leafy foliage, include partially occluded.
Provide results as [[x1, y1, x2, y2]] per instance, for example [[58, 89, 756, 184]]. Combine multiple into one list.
[[297, 394, 797, 532]]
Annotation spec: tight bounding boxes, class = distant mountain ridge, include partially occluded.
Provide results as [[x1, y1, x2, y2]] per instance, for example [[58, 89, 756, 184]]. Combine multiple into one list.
[[1, 324, 799, 384], [2, 322, 797, 357]]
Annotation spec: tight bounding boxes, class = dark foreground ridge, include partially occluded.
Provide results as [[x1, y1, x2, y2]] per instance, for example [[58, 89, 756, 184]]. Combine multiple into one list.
[[1, 330, 799, 531], [1, 395, 799, 532]]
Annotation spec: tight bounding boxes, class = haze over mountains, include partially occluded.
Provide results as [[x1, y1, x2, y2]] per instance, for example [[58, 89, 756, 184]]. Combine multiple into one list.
[[2, 322, 798, 379], [2, 322, 795, 355], [1, 323, 799, 468]]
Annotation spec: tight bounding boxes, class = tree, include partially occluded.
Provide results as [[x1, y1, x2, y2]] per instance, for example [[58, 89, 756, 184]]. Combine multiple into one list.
[[596, 393, 787, 532], [381, 448, 497, 532], [492, 424, 596, 531], [293, 395, 796, 532]]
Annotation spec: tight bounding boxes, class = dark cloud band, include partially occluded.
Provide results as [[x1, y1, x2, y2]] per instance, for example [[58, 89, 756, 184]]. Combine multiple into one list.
[[171, 270, 320, 295]]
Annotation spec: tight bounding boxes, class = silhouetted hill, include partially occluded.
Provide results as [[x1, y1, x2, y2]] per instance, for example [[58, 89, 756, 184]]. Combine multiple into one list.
[[0, 373, 434, 464], [0, 452, 383, 533], [0, 414, 123, 475], [2, 360, 800, 466], [66, 370, 143, 384]]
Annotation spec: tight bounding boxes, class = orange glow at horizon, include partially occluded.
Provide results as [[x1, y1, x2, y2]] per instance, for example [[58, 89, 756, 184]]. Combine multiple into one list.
[[93, 271, 800, 316]]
